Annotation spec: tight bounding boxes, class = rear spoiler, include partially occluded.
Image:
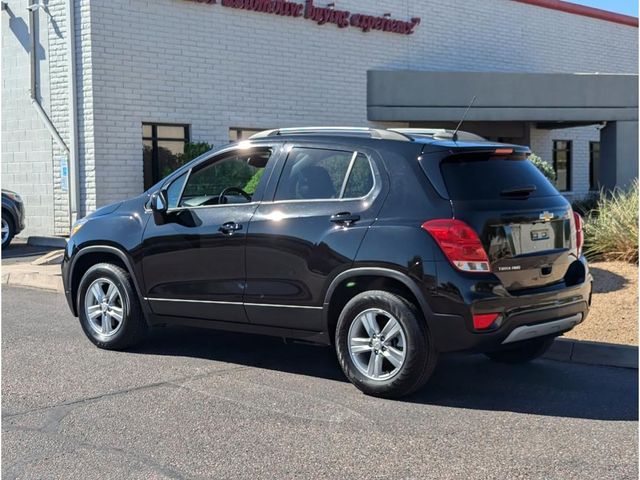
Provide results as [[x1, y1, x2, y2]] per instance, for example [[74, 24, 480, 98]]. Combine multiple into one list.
[[442, 146, 531, 160]]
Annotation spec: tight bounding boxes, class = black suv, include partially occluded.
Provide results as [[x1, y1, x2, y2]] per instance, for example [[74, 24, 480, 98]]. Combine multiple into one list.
[[62, 127, 591, 398]]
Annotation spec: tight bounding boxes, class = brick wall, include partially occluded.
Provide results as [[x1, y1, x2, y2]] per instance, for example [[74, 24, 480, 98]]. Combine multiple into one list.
[[1, 0, 55, 237]]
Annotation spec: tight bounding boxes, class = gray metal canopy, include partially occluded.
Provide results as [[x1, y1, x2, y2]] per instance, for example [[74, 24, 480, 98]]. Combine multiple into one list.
[[367, 71, 638, 123]]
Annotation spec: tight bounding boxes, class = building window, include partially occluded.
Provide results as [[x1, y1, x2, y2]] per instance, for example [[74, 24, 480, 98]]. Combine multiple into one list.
[[143, 123, 190, 190], [552, 140, 572, 192], [589, 141, 600, 191], [229, 127, 266, 142]]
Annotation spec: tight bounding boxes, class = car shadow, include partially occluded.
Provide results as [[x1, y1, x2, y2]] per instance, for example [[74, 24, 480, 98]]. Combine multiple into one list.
[[590, 266, 629, 293], [132, 326, 638, 422], [1, 243, 53, 260]]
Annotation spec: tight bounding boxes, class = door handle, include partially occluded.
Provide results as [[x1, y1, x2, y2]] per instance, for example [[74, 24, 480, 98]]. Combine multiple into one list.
[[219, 221, 243, 235], [330, 212, 360, 226]]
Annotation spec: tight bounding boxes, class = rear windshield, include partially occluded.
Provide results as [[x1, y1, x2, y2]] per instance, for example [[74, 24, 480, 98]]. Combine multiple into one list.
[[440, 157, 558, 200]]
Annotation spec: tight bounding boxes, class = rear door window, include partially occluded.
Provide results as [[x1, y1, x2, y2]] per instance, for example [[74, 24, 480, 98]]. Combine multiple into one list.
[[440, 157, 558, 200], [274, 147, 373, 201]]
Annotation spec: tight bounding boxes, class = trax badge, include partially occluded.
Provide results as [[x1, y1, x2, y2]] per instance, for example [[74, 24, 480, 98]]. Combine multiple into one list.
[[497, 265, 522, 272], [539, 211, 554, 222]]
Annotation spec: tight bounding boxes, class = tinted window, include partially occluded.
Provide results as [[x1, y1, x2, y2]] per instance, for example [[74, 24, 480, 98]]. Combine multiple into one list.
[[344, 154, 374, 198], [179, 149, 270, 207], [274, 148, 354, 201], [142, 123, 189, 190], [440, 157, 558, 200], [552, 140, 571, 192]]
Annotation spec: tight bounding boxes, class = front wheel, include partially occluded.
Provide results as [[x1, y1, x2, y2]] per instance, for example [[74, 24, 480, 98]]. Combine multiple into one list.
[[77, 263, 147, 350], [484, 336, 555, 364], [335, 290, 438, 399]]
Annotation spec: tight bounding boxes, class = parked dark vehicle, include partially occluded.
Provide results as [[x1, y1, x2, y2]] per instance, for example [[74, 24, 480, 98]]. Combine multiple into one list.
[[2, 189, 25, 248], [62, 127, 591, 398]]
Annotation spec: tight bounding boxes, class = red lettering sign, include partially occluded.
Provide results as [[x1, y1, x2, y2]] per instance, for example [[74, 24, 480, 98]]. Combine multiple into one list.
[[184, 0, 420, 35]]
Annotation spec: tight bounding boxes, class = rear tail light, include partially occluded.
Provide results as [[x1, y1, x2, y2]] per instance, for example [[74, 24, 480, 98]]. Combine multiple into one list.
[[473, 313, 500, 330], [421, 219, 490, 272], [573, 211, 584, 256]]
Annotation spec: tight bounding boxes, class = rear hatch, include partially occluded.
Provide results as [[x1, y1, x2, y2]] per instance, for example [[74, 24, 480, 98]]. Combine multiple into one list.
[[438, 148, 576, 291]]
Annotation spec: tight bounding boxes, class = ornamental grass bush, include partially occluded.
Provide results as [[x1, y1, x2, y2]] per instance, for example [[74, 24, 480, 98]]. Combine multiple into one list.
[[583, 180, 638, 264]]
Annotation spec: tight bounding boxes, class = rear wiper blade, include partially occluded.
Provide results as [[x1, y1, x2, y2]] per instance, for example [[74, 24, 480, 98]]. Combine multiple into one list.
[[500, 185, 537, 196]]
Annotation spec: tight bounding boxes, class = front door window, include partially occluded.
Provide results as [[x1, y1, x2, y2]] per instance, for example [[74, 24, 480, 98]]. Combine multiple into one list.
[[179, 149, 271, 208]]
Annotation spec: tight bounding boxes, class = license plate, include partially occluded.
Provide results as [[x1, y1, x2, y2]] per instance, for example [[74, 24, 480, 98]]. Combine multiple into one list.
[[531, 229, 550, 241]]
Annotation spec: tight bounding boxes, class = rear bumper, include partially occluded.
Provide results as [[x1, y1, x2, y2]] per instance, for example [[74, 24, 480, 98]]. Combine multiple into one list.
[[427, 258, 592, 353]]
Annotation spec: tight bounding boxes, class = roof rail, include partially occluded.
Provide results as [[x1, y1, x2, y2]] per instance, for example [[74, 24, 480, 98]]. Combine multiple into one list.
[[249, 127, 412, 141], [388, 128, 486, 142]]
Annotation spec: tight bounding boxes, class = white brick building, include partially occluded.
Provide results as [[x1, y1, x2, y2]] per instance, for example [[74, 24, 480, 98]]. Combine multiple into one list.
[[1, 0, 638, 237]]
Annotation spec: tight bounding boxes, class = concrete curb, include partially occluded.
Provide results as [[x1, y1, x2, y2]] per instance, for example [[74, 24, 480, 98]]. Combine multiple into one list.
[[2, 270, 64, 293], [26, 236, 68, 249], [544, 337, 638, 369], [2, 263, 64, 292]]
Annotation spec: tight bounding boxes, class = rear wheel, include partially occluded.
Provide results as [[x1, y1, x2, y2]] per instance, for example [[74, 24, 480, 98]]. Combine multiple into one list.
[[77, 263, 147, 350], [335, 290, 438, 399], [485, 336, 555, 364], [2, 212, 15, 248]]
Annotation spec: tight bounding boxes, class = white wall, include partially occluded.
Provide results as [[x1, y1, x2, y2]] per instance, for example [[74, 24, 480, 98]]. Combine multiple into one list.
[[530, 124, 601, 199], [1, 0, 55, 237]]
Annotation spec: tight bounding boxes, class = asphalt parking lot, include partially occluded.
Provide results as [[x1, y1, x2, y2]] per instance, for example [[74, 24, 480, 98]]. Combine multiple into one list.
[[2, 286, 638, 479]]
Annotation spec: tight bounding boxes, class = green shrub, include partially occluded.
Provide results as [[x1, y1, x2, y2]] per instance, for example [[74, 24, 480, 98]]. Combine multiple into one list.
[[243, 169, 265, 194], [529, 153, 555, 183], [158, 141, 213, 178], [178, 141, 213, 164], [571, 192, 599, 216], [583, 180, 638, 263]]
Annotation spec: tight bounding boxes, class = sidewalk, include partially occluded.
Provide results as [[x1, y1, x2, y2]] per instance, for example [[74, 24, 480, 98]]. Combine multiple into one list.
[[2, 261, 64, 293], [2, 244, 637, 370]]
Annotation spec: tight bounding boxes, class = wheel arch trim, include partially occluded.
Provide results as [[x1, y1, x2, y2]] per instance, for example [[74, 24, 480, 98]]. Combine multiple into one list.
[[69, 245, 148, 319], [322, 267, 434, 328]]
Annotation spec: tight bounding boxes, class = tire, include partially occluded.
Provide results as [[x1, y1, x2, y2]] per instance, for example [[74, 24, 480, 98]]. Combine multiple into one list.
[[2, 211, 15, 248], [77, 263, 147, 350], [335, 290, 438, 399], [484, 336, 555, 364]]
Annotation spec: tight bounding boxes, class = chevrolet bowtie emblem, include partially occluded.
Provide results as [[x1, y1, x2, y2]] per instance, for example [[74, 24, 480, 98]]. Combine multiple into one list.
[[539, 211, 554, 222]]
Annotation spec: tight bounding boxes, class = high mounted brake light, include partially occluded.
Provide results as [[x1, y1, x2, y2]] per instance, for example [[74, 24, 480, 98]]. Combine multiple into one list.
[[493, 148, 514, 155], [421, 219, 490, 272]]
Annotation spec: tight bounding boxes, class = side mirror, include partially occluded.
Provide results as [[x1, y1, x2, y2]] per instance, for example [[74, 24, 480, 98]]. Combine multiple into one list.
[[150, 190, 168, 224], [150, 190, 168, 214]]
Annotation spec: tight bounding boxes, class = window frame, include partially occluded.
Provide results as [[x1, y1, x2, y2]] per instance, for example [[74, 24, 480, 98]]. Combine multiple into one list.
[[160, 144, 277, 213], [552, 140, 572, 192], [270, 146, 377, 204], [143, 123, 190, 189], [589, 141, 600, 191]]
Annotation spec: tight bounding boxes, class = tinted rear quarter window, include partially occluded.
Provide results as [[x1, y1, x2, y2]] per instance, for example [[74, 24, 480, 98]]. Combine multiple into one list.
[[440, 157, 559, 200]]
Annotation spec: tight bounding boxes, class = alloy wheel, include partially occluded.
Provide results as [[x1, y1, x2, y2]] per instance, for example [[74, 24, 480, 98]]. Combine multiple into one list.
[[347, 308, 407, 380], [84, 278, 125, 337]]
